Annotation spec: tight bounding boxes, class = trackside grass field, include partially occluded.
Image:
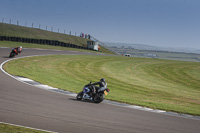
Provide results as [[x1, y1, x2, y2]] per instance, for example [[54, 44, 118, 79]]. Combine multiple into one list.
[[3, 55, 200, 115], [0, 123, 49, 133]]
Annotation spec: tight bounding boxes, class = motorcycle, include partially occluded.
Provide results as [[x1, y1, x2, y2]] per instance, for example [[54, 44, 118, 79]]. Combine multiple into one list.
[[9, 48, 19, 58], [76, 82, 110, 103]]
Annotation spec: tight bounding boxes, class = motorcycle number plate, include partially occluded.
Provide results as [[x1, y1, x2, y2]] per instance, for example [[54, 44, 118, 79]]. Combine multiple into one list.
[[104, 90, 108, 96]]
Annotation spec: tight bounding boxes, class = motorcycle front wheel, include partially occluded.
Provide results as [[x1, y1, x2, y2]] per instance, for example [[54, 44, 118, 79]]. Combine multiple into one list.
[[76, 91, 83, 100]]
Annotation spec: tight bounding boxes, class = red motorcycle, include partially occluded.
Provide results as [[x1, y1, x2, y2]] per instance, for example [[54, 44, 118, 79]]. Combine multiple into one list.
[[9, 47, 22, 58]]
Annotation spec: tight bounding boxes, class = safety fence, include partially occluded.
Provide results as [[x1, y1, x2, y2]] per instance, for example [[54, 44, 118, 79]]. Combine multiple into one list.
[[0, 36, 89, 50]]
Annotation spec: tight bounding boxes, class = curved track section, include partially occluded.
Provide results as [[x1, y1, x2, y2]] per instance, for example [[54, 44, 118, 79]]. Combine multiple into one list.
[[0, 47, 200, 133]]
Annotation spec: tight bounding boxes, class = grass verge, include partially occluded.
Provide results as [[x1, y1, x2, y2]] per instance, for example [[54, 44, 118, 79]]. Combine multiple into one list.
[[3, 55, 200, 115], [0, 123, 50, 133]]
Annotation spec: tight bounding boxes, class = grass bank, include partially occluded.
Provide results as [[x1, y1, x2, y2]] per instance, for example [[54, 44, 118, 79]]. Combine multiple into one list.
[[0, 23, 89, 46], [0, 23, 113, 54], [3, 55, 200, 115]]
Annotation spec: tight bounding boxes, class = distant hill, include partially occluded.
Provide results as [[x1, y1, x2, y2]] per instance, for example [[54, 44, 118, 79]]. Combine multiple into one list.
[[104, 42, 200, 54], [105, 42, 200, 62]]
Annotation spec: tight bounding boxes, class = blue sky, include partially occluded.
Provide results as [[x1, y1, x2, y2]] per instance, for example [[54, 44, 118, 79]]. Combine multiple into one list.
[[0, 0, 200, 49]]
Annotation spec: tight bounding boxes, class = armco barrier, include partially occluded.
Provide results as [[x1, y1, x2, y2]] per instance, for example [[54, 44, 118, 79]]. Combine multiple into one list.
[[0, 36, 88, 50]]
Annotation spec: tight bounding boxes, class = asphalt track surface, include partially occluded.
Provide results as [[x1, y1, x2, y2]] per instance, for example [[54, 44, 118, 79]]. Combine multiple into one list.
[[0, 47, 200, 133]]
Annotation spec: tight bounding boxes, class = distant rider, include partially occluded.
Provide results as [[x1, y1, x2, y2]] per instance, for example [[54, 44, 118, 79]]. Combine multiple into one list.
[[83, 78, 107, 100], [13, 46, 22, 54]]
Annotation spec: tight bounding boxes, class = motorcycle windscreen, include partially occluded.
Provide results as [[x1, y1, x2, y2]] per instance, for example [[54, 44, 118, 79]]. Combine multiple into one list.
[[83, 87, 89, 93]]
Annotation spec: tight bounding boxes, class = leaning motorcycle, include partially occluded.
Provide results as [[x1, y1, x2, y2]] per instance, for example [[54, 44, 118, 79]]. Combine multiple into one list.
[[9, 49, 18, 58], [76, 82, 110, 103]]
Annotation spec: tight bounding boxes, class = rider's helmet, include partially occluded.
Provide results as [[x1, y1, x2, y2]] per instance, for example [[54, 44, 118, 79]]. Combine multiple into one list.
[[100, 78, 105, 82], [20, 46, 22, 49]]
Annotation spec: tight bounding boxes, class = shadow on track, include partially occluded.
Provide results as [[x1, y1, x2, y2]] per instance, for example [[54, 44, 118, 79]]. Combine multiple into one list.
[[3, 56, 10, 58], [68, 98, 97, 104]]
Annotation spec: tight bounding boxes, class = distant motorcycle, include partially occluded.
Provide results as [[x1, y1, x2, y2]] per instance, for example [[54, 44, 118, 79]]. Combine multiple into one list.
[[9, 47, 22, 58], [76, 82, 110, 103], [9, 49, 18, 58]]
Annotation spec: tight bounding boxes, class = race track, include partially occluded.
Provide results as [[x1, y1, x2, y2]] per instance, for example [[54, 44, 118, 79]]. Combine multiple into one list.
[[0, 47, 199, 133]]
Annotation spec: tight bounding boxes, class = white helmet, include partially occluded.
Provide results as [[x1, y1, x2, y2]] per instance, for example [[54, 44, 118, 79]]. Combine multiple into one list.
[[20, 46, 22, 48]]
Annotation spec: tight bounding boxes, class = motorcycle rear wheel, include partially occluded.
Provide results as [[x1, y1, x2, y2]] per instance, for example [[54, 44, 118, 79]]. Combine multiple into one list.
[[93, 94, 105, 103], [9, 52, 15, 58]]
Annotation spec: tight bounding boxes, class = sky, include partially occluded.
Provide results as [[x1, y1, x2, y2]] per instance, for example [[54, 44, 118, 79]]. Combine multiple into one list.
[[0, 0, 200, 49]]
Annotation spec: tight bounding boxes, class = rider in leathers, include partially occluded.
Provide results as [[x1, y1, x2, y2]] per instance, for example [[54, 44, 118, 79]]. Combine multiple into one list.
[[83, 78, 107, 100], [13, 46, 22, 54]]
